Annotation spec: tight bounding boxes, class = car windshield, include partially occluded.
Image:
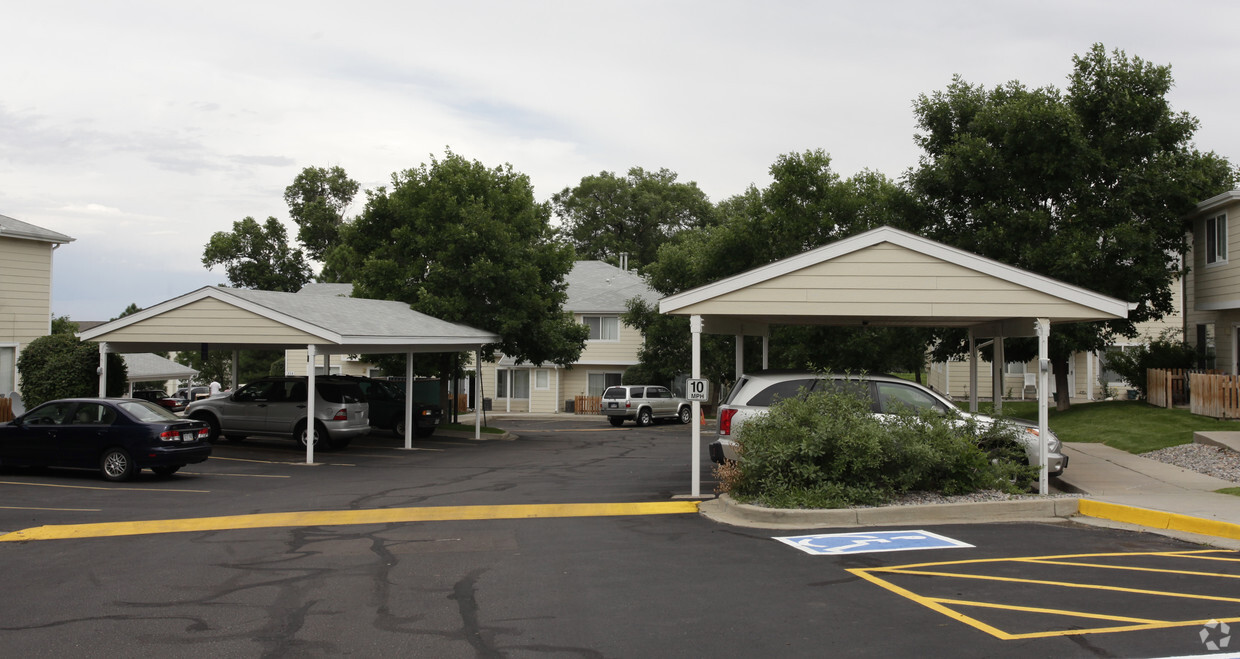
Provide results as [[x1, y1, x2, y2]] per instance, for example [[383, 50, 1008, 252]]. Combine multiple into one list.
[[118, 399, 179, 422]]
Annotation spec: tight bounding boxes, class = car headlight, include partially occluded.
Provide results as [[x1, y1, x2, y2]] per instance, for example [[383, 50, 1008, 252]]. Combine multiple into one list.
[[1022, 427, 1061, 453]]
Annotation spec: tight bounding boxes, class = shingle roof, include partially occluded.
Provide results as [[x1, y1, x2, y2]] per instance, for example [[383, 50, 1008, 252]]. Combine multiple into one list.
[[120, 353, 199, 381], [564, 261, 658, 314], [0, 214, 74, 244]]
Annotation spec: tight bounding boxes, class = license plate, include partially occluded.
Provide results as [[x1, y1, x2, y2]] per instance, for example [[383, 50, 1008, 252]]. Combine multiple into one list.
[[181, 432, 196, 442], [608, 402, 617, 408]]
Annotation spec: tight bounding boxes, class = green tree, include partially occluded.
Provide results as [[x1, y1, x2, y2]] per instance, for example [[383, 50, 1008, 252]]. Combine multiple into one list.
[[50, 315, 78, 335], [323, 150, 587, 367], [202, 216, 313, 292], [174, 350, 232, 389], [284, 165, 360, 261], [911, 44, 1235, 409], [17, 334, 127, 407], [113, 303, 142, 320], [551, 167, 715, 270]]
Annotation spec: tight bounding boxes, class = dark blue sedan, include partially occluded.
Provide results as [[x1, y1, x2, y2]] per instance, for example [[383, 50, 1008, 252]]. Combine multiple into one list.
[[0, 398, 212, 481]]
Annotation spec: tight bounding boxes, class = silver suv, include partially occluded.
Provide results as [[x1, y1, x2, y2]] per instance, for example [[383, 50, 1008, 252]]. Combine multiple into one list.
[[602, 385, 693, 427], [185, 376, 370, 450], [710, 371, 1067, 476]]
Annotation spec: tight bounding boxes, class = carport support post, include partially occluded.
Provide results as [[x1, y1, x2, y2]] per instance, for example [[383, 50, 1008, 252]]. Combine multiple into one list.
[[404, 351, 414, 450], [97, 342, 108, 396], [231, 350, 239, 392], [968, 330, 978, 414], [1036, 318, 1050, 495], [734, 335, 743, 379], [992, 336, 1004, 416], [692, 315, 703, 498], [306, 344, 316, 465], [475, 350, 482, 440]]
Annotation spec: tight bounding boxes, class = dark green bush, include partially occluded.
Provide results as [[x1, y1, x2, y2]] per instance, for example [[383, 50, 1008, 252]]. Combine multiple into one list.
[[719, 385, 1038, 508], [1102, 331, 1199, 398], [17, 334, 128, 408]]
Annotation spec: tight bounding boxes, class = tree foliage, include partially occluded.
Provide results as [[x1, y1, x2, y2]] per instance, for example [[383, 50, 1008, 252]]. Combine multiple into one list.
[[911, 44, 1235, 409], [284, 165, 359, 262], [322, 150, 587, 366], [202, 216, 313, 292], [551, 167, 715, 270], [17, 334, 127, 407], [1102, 330, 1198, 398]]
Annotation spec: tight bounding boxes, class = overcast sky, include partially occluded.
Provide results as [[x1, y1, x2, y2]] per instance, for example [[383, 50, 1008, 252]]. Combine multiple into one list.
[[5, 1, 1239, 321]]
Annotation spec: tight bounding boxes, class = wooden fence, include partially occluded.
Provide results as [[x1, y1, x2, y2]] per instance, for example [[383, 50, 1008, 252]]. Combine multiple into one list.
[[574, 395, 602, 415], [0, 397, 11, 423], [1189, 372, 1240, 419], [1146, 368, 1221, 408]]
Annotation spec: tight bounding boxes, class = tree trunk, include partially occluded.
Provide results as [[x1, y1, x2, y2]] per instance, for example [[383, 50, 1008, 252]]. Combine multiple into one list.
[[1051, 355, 1072, 412], [438, 353, 452, 419]]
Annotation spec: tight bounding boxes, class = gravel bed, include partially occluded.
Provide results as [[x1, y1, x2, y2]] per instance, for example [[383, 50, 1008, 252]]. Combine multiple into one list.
[[1141, 443, 1240, 485], [857, 489, 1080, 508]]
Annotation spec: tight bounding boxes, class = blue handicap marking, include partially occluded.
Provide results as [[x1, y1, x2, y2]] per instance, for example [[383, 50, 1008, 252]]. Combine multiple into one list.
[[774, 530, 974, 556]]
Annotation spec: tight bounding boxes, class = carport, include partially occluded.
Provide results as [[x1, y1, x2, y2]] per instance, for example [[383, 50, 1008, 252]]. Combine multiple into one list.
[[659, 226, 1135, 496], [79, 286, 500, 464]]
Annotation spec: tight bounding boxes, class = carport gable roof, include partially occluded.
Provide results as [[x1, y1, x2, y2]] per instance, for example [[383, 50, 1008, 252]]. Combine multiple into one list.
[[79, 286, 501, 354], [120, 352, 199, 382], [659, 226, 1134, 334]]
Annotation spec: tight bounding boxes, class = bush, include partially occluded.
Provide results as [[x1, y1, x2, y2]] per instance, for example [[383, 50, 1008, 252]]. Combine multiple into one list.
[[17, 334, 128, 408], [716, 386, 1038, 508], [1103, 330, 1199, 398]]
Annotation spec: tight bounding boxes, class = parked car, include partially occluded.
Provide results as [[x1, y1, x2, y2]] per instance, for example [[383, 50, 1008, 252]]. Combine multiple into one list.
[[0, 397, 212, 481], [185, 376, 369, 450], [601, 385, 693, 427], [335, 376, 443, 437], [132, 389, 186, 413], [174, 386, 211, 402], [710, 371, 1067, 476]]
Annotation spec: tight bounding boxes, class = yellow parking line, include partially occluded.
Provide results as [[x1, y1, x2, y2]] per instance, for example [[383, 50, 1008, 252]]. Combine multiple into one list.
[[179, 472, 290, 478], [0, 480, 208, 493], [0, 501, 701, 542]]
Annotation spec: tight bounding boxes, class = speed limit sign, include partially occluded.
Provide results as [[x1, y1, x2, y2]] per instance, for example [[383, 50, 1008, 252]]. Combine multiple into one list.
[[686, 378, 710, 401]]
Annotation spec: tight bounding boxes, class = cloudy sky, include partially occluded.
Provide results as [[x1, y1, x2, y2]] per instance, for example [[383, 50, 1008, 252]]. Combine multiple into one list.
[[5, 1, 1239, 321]]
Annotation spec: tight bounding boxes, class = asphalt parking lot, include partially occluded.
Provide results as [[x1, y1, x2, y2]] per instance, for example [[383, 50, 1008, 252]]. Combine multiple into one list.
[[0, 417, 1236, 657]]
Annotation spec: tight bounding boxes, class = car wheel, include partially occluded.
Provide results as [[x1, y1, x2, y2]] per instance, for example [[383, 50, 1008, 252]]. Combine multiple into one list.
[[608, 416, 624, 427], [297, 421, 334, 450], [152, 465, 181, 477], [100, 448, 135, 482], [394, 417, 406, 437], [678, 406, 692, 424], [191, 412, 221, 442], [636, 408, 653, 427]]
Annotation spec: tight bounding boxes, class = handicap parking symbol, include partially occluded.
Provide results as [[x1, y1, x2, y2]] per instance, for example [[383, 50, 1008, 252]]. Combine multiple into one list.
[[774, 530, 973, 556]]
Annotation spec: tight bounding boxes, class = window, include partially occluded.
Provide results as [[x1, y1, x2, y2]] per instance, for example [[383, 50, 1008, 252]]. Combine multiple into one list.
[[875, 382, 949, 415], [496, 371, 507, 398], [496, 369, 530, 399], [0, 345, 14, 396], [587, 372, 623, 396], [534, 369, 549, 390], [584, 315, 619, 341], [1206, 213, 1228, 264], [1100, 346, 1135, 385]]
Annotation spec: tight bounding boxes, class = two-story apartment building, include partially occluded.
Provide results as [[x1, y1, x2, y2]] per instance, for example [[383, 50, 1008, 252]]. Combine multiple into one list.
[[1184, 189, 1240, 373], [0, 214, 74, 397], [285, 261, 659, 413]]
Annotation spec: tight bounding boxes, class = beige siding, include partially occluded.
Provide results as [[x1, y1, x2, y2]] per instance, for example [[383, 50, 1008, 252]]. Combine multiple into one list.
[[96, 298, 324, 344], [677, 243, 1114, 320], [576, 314, 643, 365], [0, 238, 54, 344], [1192, 202, 1240, 310]]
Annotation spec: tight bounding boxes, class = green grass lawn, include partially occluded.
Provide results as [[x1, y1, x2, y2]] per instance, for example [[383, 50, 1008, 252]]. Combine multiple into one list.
[[959, 399, 1240, 454]]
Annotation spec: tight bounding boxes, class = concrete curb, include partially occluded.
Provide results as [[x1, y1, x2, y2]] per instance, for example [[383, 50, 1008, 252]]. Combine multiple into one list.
[[1076, 499, 1240, 542], [434, 428, 515, 441], [699, 493, 1081, 530]]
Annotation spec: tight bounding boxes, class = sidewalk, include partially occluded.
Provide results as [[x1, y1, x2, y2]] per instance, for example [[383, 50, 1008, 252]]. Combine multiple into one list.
[[1056, 438, 1240, 548]]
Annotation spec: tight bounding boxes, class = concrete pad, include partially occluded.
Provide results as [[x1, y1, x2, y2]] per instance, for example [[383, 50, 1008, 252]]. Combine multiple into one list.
[[1193, 431, 1240, 452]]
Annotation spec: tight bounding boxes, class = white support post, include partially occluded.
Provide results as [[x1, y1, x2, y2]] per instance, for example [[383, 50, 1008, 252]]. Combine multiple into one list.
[[992, 336, 1004, 416], [98, 342, 108, 397], [691, 315, 703, 498], [404, 351, 414, 450], [475, 350, 483, 439], [1036, 318, 1050, 496], [762, 332, 769, 370], [968, 330, 978, 414], [231, 350, 240, 391], [306, 345, 316, 465], [1087, 350, 1096, 401], [735, 334, 743, 379]]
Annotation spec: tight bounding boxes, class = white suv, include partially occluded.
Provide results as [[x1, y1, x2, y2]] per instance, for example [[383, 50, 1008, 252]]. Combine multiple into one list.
[[710, 371, 1067, 476], [602, 385, 693, 427], [185, 376, 370, 450]]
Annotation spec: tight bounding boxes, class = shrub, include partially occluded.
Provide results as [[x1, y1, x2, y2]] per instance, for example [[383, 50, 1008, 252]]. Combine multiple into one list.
[[716, 386, 1038, 508], [17, 334, 128, 408], [1102, 330, 1198, 398]]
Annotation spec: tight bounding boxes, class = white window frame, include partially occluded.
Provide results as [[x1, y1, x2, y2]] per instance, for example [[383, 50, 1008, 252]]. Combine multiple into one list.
[[534, 369, 550, 390], [1206, 213, 1228, 265], [583, 315, 620, 342], [0, 343, 17, 396]]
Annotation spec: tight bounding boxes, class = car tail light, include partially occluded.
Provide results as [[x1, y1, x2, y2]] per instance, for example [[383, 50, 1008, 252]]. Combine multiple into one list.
[[718, 408, 737, 436], [333, 408, 348, 421], [159, 430, 179, 442], [197, 428, 209, 440]]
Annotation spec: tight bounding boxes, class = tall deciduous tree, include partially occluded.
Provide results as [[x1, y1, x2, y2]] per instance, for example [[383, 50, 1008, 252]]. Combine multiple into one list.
[[323, 150, 587, 366], [284, 165, 359, 261], [202, 216, 313, 292], [551, 167, 715, 270], [911, 44, 1235, 409]]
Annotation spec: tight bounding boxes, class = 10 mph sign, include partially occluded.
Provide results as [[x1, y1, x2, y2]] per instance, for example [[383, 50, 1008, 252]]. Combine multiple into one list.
[[686, 378, 710, 401]]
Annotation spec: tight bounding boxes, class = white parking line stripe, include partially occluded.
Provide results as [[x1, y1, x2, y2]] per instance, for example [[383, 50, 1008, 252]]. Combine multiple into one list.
[[0, 505, 101, 512], [0, 480, 209, 493]]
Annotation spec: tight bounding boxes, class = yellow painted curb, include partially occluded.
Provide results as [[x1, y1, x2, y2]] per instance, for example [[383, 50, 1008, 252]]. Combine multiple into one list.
[[1078, 499, 1240, 541], [0, 501, 701, 542]]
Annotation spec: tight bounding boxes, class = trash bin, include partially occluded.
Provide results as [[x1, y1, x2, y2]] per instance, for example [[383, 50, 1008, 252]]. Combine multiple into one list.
[[482, 397, 492, 411], [564, 399, 575, 413]]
